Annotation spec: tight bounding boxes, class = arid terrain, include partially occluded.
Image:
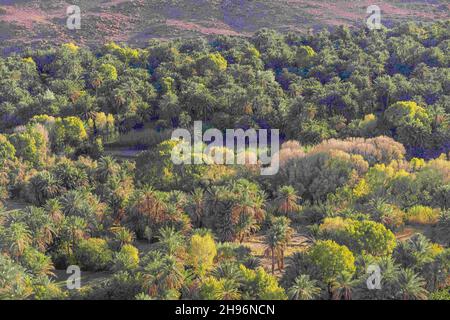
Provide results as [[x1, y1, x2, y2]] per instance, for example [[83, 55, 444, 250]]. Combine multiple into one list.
[[1, 0, 449, 53]]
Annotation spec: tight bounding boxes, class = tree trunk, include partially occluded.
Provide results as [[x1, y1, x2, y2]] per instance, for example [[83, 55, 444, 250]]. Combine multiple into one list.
[[271, 248, 275, 274]]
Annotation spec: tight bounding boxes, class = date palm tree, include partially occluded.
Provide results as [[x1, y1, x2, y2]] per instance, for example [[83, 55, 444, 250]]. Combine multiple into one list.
[[44, 199, 63, 225], [188, 188, 205, 228], [0, 255, 33, 299], [231, 192, 265, 243], [110, 226, 135, 248], [96, 156, 120, 183], [331, 272, 359, 300], [157, 226, 185, 257], [23, 206, 55, 252], [265, 217, 293, 273], [2, 222, 32, 260], [221, 279, 241, 300], [288, 274, 321, 300], [142, 252, 186, 297], [396, 268, 428, 300], [275, 185, 300, 216], [61, 216, 87, 256], [28, 171, 61, 206]]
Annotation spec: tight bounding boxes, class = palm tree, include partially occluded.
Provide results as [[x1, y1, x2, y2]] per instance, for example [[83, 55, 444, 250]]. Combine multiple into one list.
[[96, 156, 119, 183], [212, 261, 243, 283], [275, 185, 300, 216], [157, 226, 185, 257], [331, 272, 359, 300], [61, 216, 87, 256], [28, 171, 61, 206], [2, 222, 32, 260], [288, 275, 321, 300], [189, 188, 205, 228], [110, 226, 135, 248], [377, 256, 400, 297], [277, 217, 294, 270], [60, 190, 85, 217], [265, 217, 293, 274], [142, 252, 186, 297], [221, 279, 241, 300], [231, 192, 265, 243], [23, 206, 55, 252], [265, 228, 279, 275], [44, 199, 63, 225], [395, 234, 434, 269], [396, 268, 428, 300], [0, 255, 33, 299], [136, 189, 168, 225], [61, 190, 106, 230]]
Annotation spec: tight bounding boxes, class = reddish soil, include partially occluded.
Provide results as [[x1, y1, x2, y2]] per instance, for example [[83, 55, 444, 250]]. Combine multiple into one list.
[[166, 19, 243, 36]]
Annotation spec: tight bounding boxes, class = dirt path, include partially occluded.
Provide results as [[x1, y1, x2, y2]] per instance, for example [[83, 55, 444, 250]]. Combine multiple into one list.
[[103, 147, 141, 161], [395, 225, 434, 242]]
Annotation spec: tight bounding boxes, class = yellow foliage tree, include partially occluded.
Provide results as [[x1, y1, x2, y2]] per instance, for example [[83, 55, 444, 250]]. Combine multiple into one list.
[[188, 233, 217, 276]]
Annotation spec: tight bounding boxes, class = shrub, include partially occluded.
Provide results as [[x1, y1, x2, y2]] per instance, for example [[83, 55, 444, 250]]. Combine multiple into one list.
[[188, 233, 217, 276], [429, 288, 450, 300], [308, 240, 356, 282], [0, 134, 16, 164], [21, 247, 55, 276], [239, 265, 287, 300], [113, 244, 140, 271], [75, 238, 113, 271], [407, 206, 440, 225], [312, 136, 406, 165]]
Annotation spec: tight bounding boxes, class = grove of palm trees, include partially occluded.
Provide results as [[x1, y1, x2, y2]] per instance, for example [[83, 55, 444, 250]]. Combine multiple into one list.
[[0, 15, 449, 302]]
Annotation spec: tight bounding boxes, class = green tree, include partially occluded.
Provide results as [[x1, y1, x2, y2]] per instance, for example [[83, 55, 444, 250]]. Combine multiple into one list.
[[287, 275, 321, 300], [308, 240, 356, 285], [188, 233, 217, 277]]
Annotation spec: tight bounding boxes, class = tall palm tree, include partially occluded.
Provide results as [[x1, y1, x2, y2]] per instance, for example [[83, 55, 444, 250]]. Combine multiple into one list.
[[331, 272, 359, 300], [275, 185, 300, 216], [23, 206, 55, 252], [189, 188, 205, 228], [62, 216, 87, 255], [396, 268, 429, 300], [2, 222, 32, 260], [142, 253, 186, 297], [157, 226, 185, 257], [288, 275, 321, 300], [96, 156, 119, 183], [110, 226, 135, 248], [231, 192, 265, 243], [265, 217, 293, 273], [44, 199, 63, 225], [265, 229, 279, 275]]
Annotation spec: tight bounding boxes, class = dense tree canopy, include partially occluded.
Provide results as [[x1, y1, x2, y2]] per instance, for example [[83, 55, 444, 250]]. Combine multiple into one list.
[[0, 21, 449, 300]]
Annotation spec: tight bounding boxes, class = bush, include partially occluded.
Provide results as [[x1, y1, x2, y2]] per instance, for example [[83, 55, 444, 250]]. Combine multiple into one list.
[[239, 265, 287, 300], [312, 136, 406, 165], [429, 288, 450, 300], [21, 247, 55, 276], [319, 218, 397, 256], [74, 238, 113, 271], [113, 244, 140, 271], [407, 206, 440, 225], [308, 240, 356, 283]]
